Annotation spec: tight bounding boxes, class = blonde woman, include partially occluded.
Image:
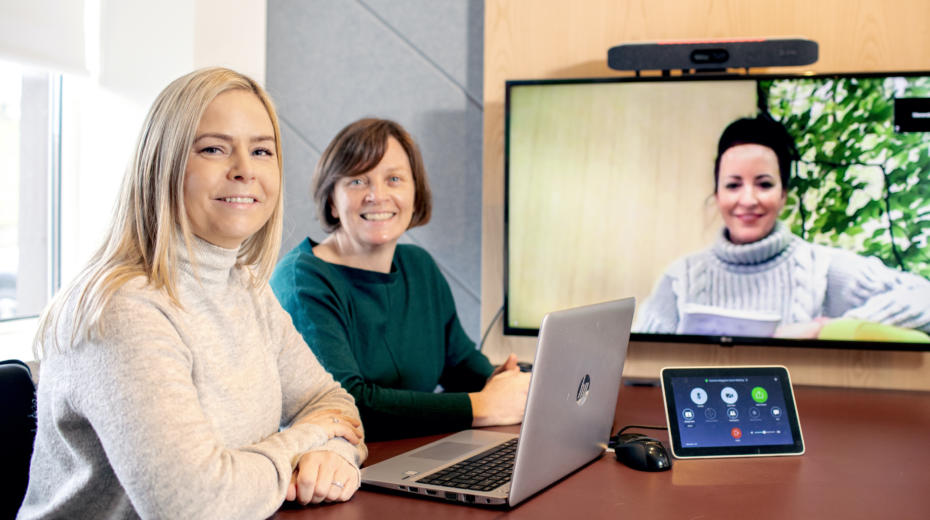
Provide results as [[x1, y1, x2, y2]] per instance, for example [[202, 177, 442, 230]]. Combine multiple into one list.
[[18, 68, 366, 520]]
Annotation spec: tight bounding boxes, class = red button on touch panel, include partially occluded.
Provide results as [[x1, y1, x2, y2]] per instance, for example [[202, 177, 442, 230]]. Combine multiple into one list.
[[731, 427, 742, 439]]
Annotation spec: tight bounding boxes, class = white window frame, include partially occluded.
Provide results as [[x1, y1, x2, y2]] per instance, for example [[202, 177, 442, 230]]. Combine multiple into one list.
[[0, 64, 61, 361]]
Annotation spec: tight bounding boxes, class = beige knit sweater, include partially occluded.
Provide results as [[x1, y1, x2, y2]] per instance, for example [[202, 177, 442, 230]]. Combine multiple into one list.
[[19, 237, 366, 519]]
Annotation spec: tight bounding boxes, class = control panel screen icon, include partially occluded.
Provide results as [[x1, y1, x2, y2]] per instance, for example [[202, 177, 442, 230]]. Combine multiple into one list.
[[721, 387, 738, 404], [690, 387, 708, 405]]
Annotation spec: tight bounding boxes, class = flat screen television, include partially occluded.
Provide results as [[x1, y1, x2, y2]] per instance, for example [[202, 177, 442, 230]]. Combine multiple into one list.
[[504, 70, 930, 351]]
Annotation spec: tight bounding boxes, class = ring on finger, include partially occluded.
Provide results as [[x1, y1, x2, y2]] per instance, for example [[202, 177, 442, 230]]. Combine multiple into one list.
[[331, 417, 339, 424], [332, 481, 345, 489]]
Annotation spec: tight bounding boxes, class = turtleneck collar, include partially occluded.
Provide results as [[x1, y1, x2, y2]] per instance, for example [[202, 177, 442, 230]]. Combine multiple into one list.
[[176, 233, 241, 286], [712, 221, 795, 266]]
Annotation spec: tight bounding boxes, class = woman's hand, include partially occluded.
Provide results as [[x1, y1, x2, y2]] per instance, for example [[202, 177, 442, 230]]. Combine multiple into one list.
[[295, 409, 363, 445], [774, 318, 830, 339], [286, 450, 359, 504], [488, 353, 520, 379], [470, 355, 531, 427]]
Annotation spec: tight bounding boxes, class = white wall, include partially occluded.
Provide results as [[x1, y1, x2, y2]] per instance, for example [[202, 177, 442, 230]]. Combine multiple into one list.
[[2, 0, 267, 362]]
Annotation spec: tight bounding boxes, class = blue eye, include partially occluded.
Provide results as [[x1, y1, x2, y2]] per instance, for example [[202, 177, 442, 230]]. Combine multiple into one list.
[[254, 148, 273, 157], [200, 146, 223, 154]]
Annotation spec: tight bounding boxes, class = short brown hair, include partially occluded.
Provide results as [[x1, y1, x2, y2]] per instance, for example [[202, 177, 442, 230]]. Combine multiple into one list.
[[312, 118, 432, 233]]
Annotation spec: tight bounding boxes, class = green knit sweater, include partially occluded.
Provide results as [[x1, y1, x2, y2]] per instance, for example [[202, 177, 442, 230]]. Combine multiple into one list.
[[271, 239, 494, 441]]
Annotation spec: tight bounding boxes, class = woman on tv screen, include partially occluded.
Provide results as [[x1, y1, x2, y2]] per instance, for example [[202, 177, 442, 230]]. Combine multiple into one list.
[[635, 116, 930, 342]]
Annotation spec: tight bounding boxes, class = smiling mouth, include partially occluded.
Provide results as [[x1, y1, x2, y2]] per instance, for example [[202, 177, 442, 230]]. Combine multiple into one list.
[[361, 212, 395, 221], [219, 196, 257, 203]]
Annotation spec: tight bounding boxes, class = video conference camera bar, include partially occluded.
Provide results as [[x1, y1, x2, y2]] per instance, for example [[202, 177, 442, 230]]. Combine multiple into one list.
[[607, 37, 818, 75]]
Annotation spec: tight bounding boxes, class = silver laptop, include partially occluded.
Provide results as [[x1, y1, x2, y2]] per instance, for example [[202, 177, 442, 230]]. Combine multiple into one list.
[[360, 297, 635, 507]]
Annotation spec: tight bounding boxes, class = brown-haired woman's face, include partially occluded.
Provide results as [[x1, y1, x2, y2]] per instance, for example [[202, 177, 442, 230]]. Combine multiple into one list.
[[715, 143, 786, 245], [330, 136, 415, 249], [183, 90, 280, 249]]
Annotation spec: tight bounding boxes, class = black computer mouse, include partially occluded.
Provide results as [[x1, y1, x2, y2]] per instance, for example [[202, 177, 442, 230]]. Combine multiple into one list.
[[613, 433, 672, 472]]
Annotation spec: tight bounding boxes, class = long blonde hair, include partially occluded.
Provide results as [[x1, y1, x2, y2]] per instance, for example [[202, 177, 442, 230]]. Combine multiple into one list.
[[35, 67, 284, 357]]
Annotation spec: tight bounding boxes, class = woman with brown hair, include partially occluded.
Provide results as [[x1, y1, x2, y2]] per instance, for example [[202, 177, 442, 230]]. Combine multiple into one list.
[[271, 118, 530, 441]]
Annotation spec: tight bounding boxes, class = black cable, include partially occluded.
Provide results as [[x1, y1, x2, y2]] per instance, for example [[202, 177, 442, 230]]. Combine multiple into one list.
[[477, 305, 504, 352], [608, 424, 668, 449], [614, 424, 668, 436]]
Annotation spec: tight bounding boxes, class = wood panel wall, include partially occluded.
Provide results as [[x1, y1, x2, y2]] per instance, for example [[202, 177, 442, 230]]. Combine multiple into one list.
[[481, 0, 930, 390]]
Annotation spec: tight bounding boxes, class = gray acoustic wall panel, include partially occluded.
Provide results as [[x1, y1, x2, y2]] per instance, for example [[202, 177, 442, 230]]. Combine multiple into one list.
[[266, 0, 484, 340]]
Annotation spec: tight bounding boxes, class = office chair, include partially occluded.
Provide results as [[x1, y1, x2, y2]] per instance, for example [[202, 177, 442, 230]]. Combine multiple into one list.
[[0, 359, 37, 519]]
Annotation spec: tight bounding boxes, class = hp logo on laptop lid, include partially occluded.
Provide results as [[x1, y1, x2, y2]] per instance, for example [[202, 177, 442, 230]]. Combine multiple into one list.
[[576, 374, 591, 406]]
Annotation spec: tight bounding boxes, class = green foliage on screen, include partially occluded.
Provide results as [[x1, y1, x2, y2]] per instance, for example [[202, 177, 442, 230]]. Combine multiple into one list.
[[762, 76, 930, 279]]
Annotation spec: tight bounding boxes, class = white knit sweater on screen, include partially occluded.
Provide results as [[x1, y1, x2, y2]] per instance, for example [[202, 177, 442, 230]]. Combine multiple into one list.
[[636, 222, 930, 334]]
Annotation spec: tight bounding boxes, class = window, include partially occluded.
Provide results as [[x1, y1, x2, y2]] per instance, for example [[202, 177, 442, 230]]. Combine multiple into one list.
[[0, 58, 61, 321]]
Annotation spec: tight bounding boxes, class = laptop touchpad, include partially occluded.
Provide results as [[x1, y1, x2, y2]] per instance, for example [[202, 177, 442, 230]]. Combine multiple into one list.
[[412, 442, 483, 460]]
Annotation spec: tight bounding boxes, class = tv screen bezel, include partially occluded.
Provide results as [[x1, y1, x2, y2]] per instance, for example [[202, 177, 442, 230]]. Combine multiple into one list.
[[502, 70, 930, 352]]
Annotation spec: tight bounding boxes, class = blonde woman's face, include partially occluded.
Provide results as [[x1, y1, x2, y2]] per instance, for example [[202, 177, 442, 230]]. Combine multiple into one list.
[[183, 90, 280, 249]]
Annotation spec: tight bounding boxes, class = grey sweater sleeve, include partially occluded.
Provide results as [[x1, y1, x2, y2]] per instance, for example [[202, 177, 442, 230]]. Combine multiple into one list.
[[69, 296, 329, 519], [267, 286, 368, 470], [824, 247, 930, 332], [27, 287, 361, 520], [20, 235, 369, 520], [635, 261, 684, 334]]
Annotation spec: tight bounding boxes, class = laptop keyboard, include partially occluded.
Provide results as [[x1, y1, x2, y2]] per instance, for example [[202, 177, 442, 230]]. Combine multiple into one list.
[[417, 438, 518, 492]]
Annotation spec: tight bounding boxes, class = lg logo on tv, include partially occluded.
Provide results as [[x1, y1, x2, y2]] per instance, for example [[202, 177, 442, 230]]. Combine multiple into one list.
[[576, 374, 591, 406]]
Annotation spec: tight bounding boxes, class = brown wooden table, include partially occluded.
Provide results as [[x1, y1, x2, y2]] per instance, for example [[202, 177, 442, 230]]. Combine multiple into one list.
[[272, 382, 930, 520]]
